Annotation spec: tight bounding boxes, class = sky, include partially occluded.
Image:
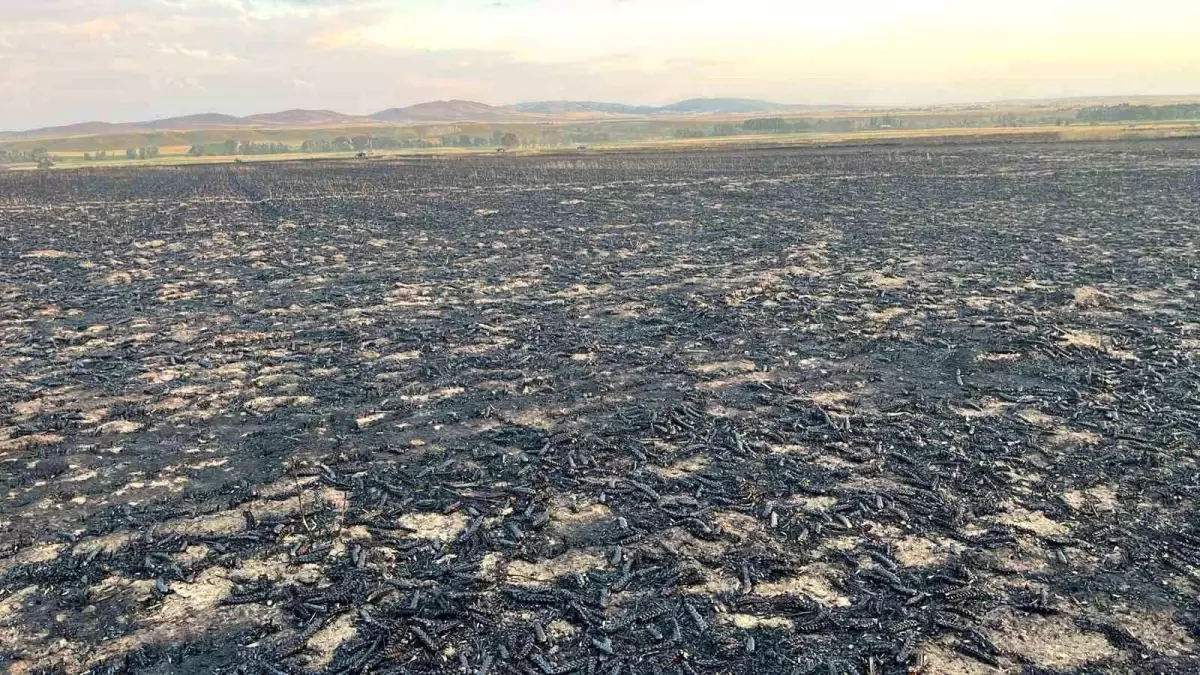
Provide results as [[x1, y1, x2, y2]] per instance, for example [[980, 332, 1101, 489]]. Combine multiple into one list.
[[2, 0, 1199, 130]]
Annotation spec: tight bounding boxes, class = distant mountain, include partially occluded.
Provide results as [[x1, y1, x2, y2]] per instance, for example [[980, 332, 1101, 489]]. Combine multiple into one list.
[[507, 101, 657, 115], [506, 98, 810, 116], [134, 113, 252, 131], [372, 100, 526, 123], [3, 97, 851, 141], [4, 121, 136, 140], [657, 98, 783, 114], [4, 110, 373, 141], [245, 109, 366, 125]]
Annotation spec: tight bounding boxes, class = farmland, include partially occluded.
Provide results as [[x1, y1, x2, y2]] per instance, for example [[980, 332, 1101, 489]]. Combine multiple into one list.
[[1, 142, 1199, 673], [6, 95, 1200, 170]]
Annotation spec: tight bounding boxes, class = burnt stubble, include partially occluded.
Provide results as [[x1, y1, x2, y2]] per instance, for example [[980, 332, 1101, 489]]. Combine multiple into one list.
[[1, 143, 1198, 673]]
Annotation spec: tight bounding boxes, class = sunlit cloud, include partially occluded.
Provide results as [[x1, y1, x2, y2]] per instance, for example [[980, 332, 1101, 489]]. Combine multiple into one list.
[[353, 0, 1200, 77], [1, 0, 1198, 130], [45, 18, 124, 39], [158, 43, 243, 61]]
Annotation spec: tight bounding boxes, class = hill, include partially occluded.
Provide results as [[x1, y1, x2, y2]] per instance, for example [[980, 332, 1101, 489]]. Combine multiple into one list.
[[1, 121, 136, 141], [507, 101, 657, 116], [505, 98, 849, 116], [372, 100, 526, 123], [657, 98, 783, 114], [509, 99, 802, 115], [134, 113, 253, 131], [244, 109, 367, 126], [3, 98, 849, 141]]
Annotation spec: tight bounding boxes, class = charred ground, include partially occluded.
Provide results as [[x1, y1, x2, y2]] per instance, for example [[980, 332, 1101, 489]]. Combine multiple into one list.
[[1, 143, 1198, 674]]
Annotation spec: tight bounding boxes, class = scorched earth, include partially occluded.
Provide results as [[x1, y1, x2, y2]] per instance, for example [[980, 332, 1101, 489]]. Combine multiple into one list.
[[1, 143, 1198, 674]]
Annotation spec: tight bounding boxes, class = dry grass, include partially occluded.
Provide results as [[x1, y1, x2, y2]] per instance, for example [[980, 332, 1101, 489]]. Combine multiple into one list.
[[506, 550, 608, 586], [396, 511, 468, 542], [1072, 285, 1113, 308], [1063, 485, 1119, 512], [753, 565, 851, 608], [990, 613, 1117, 669]]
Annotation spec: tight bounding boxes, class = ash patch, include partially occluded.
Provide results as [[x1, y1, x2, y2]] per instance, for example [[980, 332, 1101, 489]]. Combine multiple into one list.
[[1, 142, 1199, 674]]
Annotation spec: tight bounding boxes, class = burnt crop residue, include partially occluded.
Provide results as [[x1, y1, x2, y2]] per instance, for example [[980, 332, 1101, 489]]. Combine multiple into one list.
[[1, 143, 1199, 674]]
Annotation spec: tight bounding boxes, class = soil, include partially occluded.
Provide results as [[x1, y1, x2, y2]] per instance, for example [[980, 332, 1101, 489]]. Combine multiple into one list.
[[1, 142, 1199, 674]]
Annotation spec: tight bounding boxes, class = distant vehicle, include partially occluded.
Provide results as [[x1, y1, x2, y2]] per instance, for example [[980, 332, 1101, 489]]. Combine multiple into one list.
[[496, 148, 507, 153], [577, 146, 588, 150], [356, 152, 368, 158]]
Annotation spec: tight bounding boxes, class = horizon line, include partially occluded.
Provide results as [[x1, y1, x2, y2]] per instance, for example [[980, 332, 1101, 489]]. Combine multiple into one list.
[[6, 91, 1200, 137]]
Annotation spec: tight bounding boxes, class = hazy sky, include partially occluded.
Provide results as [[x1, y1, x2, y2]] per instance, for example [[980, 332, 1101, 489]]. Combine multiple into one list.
[[2, 0, 1199, 130]]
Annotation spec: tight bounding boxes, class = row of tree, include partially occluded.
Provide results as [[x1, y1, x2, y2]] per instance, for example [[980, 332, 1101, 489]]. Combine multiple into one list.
[[0, 146, 56, 168], [299, 137, 435, 152], [1078, 104, 1200, 122], [4, 147, 160, 163], [297, 132, 522, 153], [187, 140, 290, 156], [693, 114, 1057, 138], [130, 146, 159, 159], [6, 133, 530, 165], [440, 135, 493, 148], [1, 146, 44, 162], [81, 147, 158, 160], [671, 118, 837, 138]]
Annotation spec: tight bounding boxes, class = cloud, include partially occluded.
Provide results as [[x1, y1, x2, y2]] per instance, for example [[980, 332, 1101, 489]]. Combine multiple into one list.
[[46, 18, 123, 39], [1, 0, 1198, 130], [158, 43, 243, 61], [163, 76, 207, 91], [208, 0, 393, 19], [111, 57, 145, 73], [351, 0, 1200, 72]]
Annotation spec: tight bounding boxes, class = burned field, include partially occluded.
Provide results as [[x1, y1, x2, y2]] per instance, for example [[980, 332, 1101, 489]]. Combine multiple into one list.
[[2, 143, 1199, 674]]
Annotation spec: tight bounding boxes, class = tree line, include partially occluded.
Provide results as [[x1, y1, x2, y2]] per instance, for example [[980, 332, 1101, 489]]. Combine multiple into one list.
[[300, 132, 522, 153], [1, 146, 46, 162], [188, 140, 290, 156], [675, 117, 853, 139], [79, 147, 158, 161], [1077, 104, 1200, 122], [127, 146, 159, 159], [185, 133, 525, 157], [299, 137, 434, 152], [1, 146, 57, 168]]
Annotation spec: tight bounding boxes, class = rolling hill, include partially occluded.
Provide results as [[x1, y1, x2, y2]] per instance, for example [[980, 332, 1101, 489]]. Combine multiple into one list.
[[507, 101, 658, 116], [245, 109, 367, 126], [656, 98, 783, 114], [508, 99, 804, 116], [371, 100, 528, 123], [3, 121, 136, 140], [2, 98, 850, 142], [134, 113, 254, 132]]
